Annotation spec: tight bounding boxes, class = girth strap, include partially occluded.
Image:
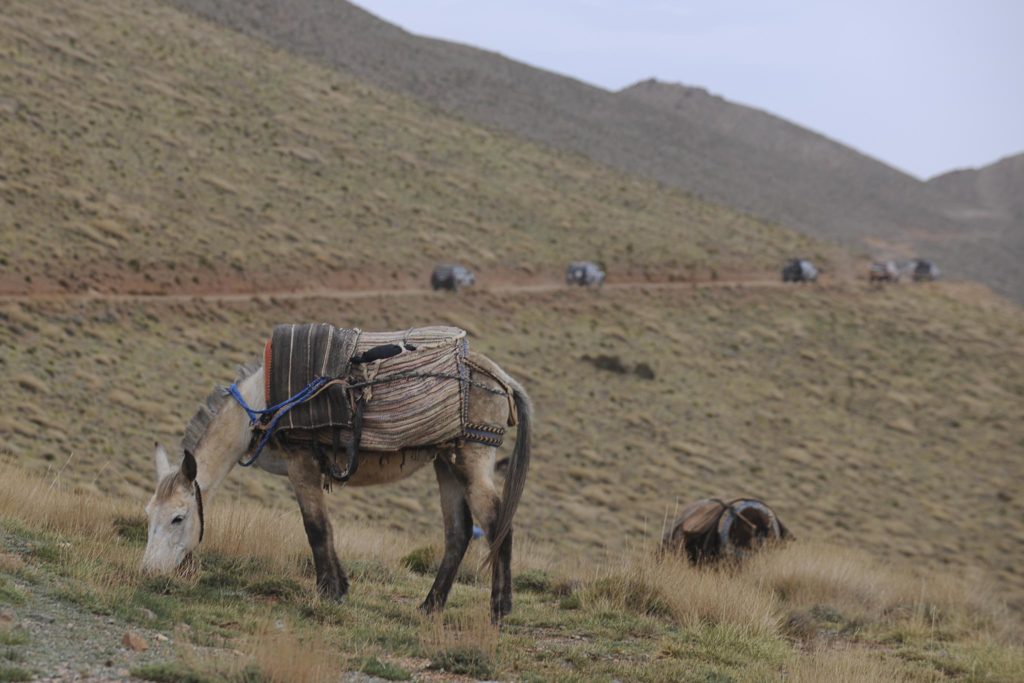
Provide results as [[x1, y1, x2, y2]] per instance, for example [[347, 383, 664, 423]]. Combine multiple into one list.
[[464, 422, 506, 448]]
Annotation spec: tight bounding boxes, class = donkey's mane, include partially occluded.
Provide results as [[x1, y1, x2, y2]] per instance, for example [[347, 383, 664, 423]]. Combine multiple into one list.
[[181, 362, 260, 455]]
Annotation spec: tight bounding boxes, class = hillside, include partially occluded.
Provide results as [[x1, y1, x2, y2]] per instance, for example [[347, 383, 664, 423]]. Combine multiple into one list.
[[5, 282, 1024, 601], [2, 280, 1024, 679], [159, 0, 1022, 302], [0, 0, 822, 298], [2, 0, 1024, 680], [929, 153, 1024, 220]]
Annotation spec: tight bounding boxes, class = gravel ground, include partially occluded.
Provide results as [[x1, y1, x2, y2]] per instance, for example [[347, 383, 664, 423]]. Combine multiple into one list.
[[2, 586, 396, 682], [1, 576, 175, 682], [2, 585, 391, 682]]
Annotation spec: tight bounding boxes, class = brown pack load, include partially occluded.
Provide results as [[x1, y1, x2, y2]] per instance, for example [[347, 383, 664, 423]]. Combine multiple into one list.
[[662, 498, 792, 564]]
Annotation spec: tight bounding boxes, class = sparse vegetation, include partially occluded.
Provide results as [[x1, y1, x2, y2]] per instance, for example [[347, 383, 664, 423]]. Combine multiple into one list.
[[1, 463, 1022, 680], [1, 0, 1022, 680], [0, 666, 32, 683]]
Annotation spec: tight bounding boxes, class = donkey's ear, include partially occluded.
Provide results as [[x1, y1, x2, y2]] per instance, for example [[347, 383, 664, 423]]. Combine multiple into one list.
[[181, 449, 198, 483], [154, 442, 174, 481]]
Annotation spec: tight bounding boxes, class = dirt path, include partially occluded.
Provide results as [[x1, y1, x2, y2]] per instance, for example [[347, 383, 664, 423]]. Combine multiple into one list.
[[0, 277, 798, 305]]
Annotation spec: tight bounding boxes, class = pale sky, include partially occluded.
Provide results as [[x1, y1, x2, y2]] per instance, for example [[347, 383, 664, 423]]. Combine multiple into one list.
[[356, 0, 1024, 179]]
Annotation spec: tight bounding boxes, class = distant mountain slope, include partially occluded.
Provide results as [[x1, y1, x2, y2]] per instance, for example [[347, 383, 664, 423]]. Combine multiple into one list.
[[929, 152, 1024, 220], [0, 0, 822, 297], [159, 0, 1021, 302]]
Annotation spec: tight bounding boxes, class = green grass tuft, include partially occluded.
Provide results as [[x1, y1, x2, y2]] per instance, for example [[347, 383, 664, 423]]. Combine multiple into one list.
[[359, 656, 411, 681], [131, 662, 222, 683], [0, 630, 28, 648], [0, 579, 25, 606], [428, 648, 494, 679], [400, 546, 438, 576], [512, 569, 551, 594], [587, 575, 672, 618]]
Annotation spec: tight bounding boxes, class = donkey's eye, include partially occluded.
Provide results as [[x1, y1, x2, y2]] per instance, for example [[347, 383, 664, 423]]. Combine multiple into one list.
[[171, 515, 185, 525]]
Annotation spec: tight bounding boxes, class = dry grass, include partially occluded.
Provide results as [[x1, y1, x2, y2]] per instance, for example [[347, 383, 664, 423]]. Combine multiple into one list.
[[747, 543, 1019, 643], [578, 539, 1020, 651], [583, 550, 780, 637], [246, 621, 339, 683], [0, 460, 135, 537], [419, 606, 500, 679], [203, 502, 308, 576], [141, 620, 340, 683], [780, 646, 903, 683], [1, 461, 1022, 681]]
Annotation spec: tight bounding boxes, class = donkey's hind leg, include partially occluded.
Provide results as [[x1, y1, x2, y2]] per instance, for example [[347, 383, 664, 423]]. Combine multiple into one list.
[[420, 457, 474, 613], [457, 444, 513, 623], [287, 453, 348, 601]]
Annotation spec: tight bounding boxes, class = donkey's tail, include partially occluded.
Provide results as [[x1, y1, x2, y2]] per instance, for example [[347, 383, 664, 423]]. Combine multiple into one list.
[[488, 377, 532, 566]]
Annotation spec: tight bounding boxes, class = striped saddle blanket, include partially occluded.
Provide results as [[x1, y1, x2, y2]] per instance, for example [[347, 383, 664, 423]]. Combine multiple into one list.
[[265, 324, 469, 452]]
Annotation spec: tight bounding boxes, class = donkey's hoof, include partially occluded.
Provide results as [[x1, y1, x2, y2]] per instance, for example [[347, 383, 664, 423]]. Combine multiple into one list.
[[317, 578, 349, 603], [490, 598, 512, 625]]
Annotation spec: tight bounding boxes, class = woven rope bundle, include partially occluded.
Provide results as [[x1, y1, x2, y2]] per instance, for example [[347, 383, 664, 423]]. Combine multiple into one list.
[[348, 331, 469, 451]]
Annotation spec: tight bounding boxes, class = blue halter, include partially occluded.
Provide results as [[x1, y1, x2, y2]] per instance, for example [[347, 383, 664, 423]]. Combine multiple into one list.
[[226, 376, 331, 466]]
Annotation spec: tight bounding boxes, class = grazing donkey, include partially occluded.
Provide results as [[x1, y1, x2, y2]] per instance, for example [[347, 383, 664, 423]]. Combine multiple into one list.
[[662, 498, 792, 564], [142, 326, 531, 623]]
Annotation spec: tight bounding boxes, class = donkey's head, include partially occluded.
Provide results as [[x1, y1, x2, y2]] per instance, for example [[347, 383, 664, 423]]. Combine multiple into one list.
[[142, 443, 204, 574]]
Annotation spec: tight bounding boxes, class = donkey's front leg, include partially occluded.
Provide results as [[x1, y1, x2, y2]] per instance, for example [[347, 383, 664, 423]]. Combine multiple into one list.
[[287, 453, 348, 600]]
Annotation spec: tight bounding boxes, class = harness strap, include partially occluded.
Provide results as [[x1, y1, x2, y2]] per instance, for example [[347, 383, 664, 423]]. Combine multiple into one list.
[[194, 481, 205, 544]]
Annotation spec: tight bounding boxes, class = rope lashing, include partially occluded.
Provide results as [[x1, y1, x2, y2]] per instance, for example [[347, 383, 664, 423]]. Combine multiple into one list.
[[227, 376, 331, 467]]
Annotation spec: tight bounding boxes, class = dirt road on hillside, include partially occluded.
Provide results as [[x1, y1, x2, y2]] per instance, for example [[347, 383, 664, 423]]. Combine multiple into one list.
[[0, 277, 800, 305]]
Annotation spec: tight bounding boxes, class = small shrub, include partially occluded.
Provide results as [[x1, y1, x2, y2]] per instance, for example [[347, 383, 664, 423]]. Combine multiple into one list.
[[559, 593, 582, 610], [634, 362, 656, 380], [581, 354, 628, 374], [401, 546, 438, 575]]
